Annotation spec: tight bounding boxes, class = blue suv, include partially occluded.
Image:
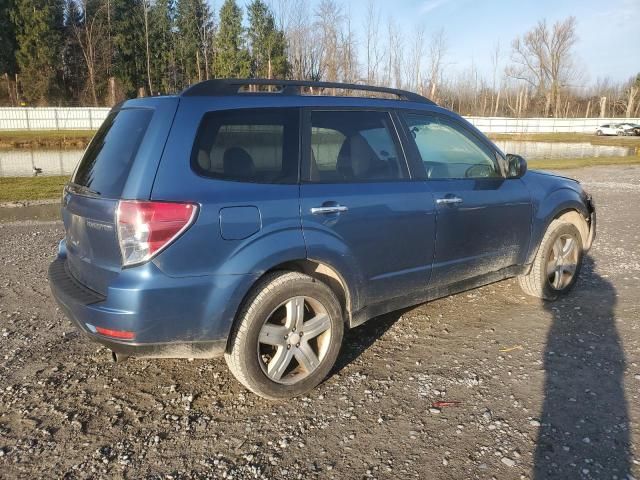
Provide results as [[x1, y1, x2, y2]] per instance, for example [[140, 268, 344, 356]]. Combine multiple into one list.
[[48, 79, 596, 399]]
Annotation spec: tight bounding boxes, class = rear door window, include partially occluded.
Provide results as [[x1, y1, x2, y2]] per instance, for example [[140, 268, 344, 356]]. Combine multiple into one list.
[[72, 108, 153, 198], [308, 110, 406, 183], [192, 108, 299, 183]]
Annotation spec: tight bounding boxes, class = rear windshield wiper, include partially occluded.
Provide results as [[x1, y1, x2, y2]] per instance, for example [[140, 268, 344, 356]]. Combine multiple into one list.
[[67, 182, 101, 197]]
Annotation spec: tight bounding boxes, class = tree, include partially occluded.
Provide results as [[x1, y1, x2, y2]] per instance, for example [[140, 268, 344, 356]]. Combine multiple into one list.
[[68, 0, 109, 106], [150, 0, 177, 94], [213, 0, 250, 78], [507, 17, 579, 117], [142, 0, 153, 95], [1, 0, 18, 104], [62, 0, 86, 103], [11, 0, 65, 104], [364, 0, 381, 84], [176, 0, 214, 84], [272, 0, 321, 81], [314, 0, 343, 82], [426, 29, 447, 102], [111, 0, 145, 99], [624, 73, 640, 118], [247, 0, 288, 79]]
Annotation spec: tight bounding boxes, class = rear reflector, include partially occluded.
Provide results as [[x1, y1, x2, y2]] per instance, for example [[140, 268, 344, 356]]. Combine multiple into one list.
[[116, 200, 198, 267], [94, 326, 136, 340]]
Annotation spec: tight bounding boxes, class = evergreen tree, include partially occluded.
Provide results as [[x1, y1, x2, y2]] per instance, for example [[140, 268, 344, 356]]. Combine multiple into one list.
[[0, 0, 17, 77], [11, 0, 65, 104], [62, 0, 85, 103], [150, 0, 177, 93], [111, 0, 145, 98], [247, 0, 288, 79], [176, 0, 213, 85], [213, 0, 250, 78]]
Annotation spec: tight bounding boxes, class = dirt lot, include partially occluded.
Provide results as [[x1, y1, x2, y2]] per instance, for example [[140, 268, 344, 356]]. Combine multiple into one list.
[[0, 165, 638, 479]]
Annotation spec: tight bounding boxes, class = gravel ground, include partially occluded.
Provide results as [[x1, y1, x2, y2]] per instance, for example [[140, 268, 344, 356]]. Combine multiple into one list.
[[0, 165, 639, 480]]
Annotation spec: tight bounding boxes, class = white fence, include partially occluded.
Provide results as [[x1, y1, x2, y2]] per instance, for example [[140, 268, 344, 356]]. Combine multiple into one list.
[[0, 107, 638, 134], [465, 116, 640, 134], [0, 107, 110, 131]]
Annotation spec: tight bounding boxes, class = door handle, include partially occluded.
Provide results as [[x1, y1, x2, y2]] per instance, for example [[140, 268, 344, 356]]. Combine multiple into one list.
[[436, 197, 463, 205], [310, 205, 348, 215]]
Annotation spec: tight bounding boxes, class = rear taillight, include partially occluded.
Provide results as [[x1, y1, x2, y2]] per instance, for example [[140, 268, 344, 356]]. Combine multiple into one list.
[[116, 200, 198, 267]]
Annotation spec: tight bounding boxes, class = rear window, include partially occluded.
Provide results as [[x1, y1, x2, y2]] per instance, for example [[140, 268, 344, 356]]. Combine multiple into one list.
[[72, 108, 152, 197], [192, 108, 299, 183]]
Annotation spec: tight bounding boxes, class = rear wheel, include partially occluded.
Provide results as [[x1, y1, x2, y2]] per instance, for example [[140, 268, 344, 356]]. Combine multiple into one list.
[[518, 220, 583, 300], [596, 130, 603, 136], [225, 271, 343, 400]]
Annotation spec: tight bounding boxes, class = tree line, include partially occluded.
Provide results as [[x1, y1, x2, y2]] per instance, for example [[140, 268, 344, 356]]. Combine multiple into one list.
[[0, 0, 638, 118]]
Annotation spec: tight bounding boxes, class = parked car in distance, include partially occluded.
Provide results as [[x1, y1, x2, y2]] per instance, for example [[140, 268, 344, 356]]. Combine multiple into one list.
[[48, 79, 596, 400], [595, 123, 637, 136], [617, 123, 640, 136]]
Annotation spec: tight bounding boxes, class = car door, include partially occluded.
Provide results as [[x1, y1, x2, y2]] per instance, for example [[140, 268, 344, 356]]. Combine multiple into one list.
[[399, 111, 532, 289], [299, 109, 436, 310]]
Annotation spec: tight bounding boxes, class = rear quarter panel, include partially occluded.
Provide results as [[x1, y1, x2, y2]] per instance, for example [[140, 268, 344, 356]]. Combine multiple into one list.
[[149, 97, 307, 278]]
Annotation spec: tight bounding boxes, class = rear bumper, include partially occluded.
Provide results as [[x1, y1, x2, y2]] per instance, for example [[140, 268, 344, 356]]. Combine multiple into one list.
[[48, 255, 257, 358]]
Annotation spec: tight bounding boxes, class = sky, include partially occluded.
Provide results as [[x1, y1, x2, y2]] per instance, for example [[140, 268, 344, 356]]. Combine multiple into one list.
[[237, 0, 640, 86]]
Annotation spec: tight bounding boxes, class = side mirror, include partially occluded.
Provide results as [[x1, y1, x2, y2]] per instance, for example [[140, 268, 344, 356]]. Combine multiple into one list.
[[506, 154, 527, 178]]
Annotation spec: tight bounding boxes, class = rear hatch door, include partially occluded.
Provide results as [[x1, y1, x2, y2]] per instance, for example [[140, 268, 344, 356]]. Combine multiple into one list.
[[62, 99, 178, 295]]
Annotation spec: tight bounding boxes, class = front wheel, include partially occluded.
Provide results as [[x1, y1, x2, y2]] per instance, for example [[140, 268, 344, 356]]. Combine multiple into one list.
[[518, 220, 584, 300], [225, 271, 344, 400]]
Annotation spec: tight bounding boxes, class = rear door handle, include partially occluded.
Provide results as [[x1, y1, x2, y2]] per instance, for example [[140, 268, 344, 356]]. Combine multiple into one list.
[[436, 197, 463, 205], [310, 205, 348, 215]]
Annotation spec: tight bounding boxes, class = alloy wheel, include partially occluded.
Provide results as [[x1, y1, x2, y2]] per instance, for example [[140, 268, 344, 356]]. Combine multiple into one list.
[[547, 234, 579, 290], [257, 296, 332, 384]]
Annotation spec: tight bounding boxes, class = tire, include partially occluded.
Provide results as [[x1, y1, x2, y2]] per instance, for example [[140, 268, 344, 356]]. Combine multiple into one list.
[[518, 220, 584, 301], [596, 130, 602, 136], [225, 271, 344, 400]]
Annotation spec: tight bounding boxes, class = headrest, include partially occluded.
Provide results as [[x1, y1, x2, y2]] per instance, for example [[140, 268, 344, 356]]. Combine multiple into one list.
[[337, 134, 374, 179], [223, 147, 255, 179]]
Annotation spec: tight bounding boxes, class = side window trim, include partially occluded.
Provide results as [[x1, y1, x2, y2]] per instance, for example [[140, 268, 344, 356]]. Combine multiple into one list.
[[398, 110, 505, 180], [300, 107, 411, 183]]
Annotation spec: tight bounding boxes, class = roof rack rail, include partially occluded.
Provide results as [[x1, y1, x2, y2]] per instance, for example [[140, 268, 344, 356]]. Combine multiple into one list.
[[181, 78, 435, 104]]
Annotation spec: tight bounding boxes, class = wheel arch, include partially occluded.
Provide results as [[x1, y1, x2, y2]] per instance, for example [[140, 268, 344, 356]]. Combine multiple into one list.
[[526, 191, 591, 267], [262, 259, 354, 326], [226, 258, 355, 353]]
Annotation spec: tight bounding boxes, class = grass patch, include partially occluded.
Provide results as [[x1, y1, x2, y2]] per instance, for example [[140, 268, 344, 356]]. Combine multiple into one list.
[[528, 155, 640, 170], [489, 132, 640, 146], [0, 175, 68, 202], [0, 130, 96, 149]]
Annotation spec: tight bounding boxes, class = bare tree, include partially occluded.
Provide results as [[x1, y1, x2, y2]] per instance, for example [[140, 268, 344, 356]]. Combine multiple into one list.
[[507, 17, 579, 117], [426, 28, 447, 101], [314, 0, 343, 82], [70, 0, 108, 106], [404, 25, 425, 92], [340, 6, 358, 83], [385, 17, 403, 89], [142, 0, 153, 95], [364, 0, 382, 84], [624, 75, 640, 118]]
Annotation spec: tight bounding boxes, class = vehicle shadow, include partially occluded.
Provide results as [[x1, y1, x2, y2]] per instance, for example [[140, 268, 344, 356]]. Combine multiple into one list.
[[331, 308, 407, 375], [534, 256, 631, 479]]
